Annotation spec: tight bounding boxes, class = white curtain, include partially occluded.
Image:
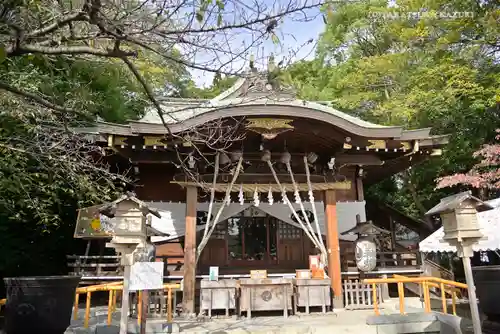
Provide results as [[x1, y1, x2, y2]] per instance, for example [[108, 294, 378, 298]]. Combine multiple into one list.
[[147, 201, 366, 243]]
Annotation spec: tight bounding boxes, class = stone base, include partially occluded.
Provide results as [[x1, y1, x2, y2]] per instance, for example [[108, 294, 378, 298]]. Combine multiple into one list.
[[333, 295, 344, 309]]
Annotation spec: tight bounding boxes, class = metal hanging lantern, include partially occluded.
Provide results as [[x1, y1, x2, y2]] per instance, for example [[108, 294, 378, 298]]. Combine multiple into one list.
[[342, 217, 390, 272]]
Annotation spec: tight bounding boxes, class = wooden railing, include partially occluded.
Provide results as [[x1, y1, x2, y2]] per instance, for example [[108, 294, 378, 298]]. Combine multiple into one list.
[[363, 275, 467, 316], [73, 282, 180, 328], [343, 279, 383, 310], [423, 259, 455, 281], [343, 250, 422, 270], [129, 288, 182, 320], [67, 255, 122, 277]]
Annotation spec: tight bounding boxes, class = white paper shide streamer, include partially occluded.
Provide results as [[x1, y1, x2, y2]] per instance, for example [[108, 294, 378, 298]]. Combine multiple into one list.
[[268, 186, 274, 205], [253, 187, 260, 207], [238, 184, 244, 205]]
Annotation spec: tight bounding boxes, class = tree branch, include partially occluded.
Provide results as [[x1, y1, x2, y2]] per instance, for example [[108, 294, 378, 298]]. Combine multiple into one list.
[[8, 44, 137, 57], [26, 11, 88, 38], [158, 2, 323, 35], [0, 81, 89, 119], [120, 56, 174, 136]]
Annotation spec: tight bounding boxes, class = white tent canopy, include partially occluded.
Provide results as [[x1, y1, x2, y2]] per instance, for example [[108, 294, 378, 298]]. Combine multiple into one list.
[[148, 201, 366, 243], [419, 206, 500, 253]]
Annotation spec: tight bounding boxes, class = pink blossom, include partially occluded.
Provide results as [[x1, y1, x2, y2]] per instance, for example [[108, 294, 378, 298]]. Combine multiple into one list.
[[436, 130, 500, 190]]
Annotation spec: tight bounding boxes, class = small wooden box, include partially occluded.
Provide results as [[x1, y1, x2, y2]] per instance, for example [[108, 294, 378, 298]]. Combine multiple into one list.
[[250, 270, 267, 279], [296, 269, 312, 279], [311, 268, 325, 279]]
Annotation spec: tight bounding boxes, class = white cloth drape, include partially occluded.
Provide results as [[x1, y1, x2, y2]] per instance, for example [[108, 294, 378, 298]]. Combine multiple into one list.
[[148, 201, 366, 243]]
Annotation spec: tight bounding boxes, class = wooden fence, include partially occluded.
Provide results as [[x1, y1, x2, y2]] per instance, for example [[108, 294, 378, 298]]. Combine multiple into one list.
[[67, 255, 121, 277], [342, 250, 422, 270], [343, 279, 383, 310], [129, 289, 182, 319]]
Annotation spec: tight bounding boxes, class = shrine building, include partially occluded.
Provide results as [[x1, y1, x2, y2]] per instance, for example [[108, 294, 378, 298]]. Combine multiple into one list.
[[74, 65, 448, 313]]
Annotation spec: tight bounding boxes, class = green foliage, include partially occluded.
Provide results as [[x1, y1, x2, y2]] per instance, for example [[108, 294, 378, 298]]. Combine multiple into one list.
[[0, 44, 192, 281], [0, 101, 124, 280], [287, 0, 500, 218], [187, 75, 239, 99]]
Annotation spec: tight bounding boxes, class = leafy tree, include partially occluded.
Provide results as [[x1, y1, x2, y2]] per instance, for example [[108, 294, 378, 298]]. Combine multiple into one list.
[[0, 0, 325, 285], [187, 75, 239, 99], [287, 0, 500, 218]]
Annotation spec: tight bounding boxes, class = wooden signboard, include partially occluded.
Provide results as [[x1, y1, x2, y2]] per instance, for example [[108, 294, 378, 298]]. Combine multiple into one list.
[[74, 205, 115, 238], [250, 270, 267, 279], [296, 269, 312, 279]]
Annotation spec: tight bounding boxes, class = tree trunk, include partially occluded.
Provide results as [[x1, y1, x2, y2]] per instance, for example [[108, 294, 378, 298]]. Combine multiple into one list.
[[404, 170, 434, 229]]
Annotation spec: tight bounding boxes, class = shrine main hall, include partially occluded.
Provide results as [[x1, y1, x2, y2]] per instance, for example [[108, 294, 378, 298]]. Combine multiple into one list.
[[76, 66, 447, 312]]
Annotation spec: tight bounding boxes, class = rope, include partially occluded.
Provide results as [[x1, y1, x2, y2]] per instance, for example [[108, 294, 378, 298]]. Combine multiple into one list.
[[303, 156, 328, 257], [196, 157, 243, 262], [201, 152, 220, 242], [266, 160, 322, 251], [286, 161, 327, 262]]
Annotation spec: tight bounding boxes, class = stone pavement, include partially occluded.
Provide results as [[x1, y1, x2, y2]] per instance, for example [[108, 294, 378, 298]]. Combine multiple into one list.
[[67, 309, 386, 334], [65, 301, 444, 334], [66, 298, 483, 334]]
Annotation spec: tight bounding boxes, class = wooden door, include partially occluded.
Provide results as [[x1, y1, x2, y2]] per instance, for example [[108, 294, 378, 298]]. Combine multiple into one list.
[[277, 221, 305, 268], [198, 222, 227, 267]]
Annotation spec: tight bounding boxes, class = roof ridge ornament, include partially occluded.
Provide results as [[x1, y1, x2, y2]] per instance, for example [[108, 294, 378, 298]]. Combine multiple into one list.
[[240, 54, 296, 99]]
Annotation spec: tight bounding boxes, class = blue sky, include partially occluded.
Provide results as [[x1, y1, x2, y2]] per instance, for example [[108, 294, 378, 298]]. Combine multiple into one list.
[[187, 3, 326, 87]]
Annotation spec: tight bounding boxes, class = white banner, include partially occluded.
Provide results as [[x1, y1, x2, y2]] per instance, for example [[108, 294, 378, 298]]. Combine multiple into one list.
[[129, 262, 164, 291]]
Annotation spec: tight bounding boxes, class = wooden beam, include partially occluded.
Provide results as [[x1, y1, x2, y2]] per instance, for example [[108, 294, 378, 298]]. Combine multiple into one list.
[[324, 190, 344, 308], [171, 181, 352, 192], [356, 177, 364, 201], [194, 173, 328, 184], [389, 216, 397, 252], [116, 150, 389, 166], [335, 154, 383, 166], [182, 186, 197, 315]]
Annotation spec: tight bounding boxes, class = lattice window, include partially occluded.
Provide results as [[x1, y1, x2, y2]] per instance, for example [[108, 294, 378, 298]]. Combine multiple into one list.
[[278, 222, 301, 240], [210, 222, 227, 240]]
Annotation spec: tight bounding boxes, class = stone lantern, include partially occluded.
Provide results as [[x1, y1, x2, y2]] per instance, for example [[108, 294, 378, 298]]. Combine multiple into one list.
[[98, 192, 167, 334], [342, 216, 390, 272], [425, 191, 494, 334], [425, 191, 492, 256]]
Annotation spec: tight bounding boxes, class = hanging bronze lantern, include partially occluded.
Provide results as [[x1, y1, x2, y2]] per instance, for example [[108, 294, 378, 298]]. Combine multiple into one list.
[[342, 217, 390, 272]]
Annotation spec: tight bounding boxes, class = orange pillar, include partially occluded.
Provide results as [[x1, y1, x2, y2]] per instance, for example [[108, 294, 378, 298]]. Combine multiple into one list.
[[324, 189, 344, 308], [183, 186, 198, 315]]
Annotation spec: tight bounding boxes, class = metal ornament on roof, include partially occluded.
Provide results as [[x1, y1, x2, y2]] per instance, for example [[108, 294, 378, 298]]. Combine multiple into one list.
[[342, 218, 390, 272]]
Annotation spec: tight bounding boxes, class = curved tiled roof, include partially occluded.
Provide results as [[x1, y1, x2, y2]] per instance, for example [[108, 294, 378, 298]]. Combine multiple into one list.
[[87, 71, 447, 143]]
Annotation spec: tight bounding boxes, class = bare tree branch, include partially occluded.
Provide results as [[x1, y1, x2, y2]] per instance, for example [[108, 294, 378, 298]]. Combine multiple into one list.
[[8, 44, 137, 57], [26, 11, 88, 38], [0, 81, 89, 119]]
